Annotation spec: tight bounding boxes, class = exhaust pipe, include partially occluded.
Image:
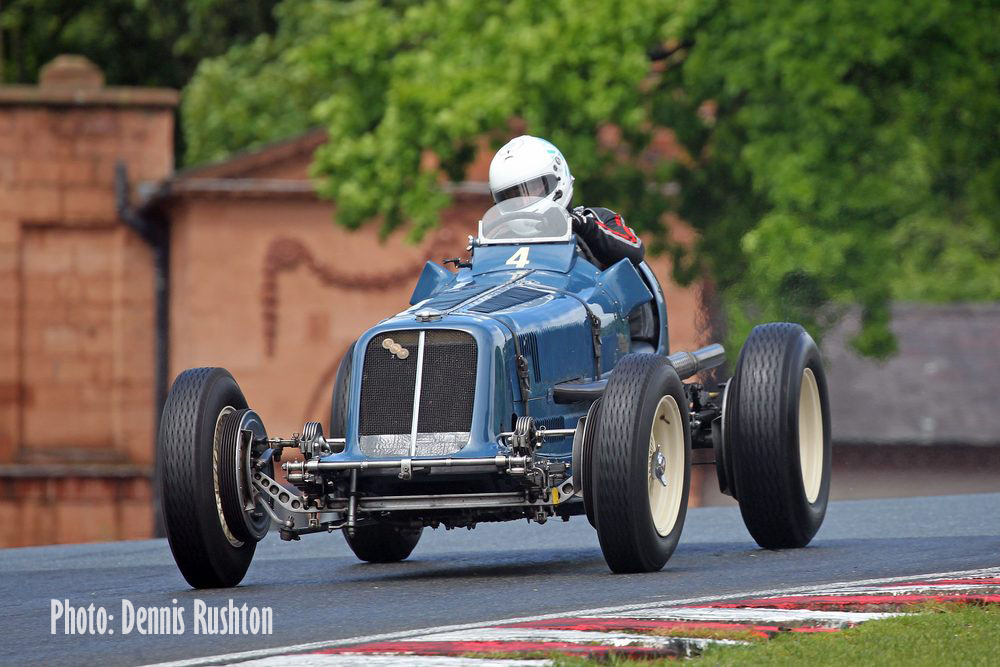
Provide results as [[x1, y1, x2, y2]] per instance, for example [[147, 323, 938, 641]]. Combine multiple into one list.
[[667, 343, 726, 381], [553, 343, 728, 403]]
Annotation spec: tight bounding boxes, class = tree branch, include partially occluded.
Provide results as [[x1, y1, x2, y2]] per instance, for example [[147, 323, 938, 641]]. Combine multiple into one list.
[[648, 39, 694, 62]]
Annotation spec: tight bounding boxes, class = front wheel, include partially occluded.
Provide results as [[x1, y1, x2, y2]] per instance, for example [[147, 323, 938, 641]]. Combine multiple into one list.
[[159, 368, 271, 588], [725, 322, 832, 549], [591, 353, 691, 573]]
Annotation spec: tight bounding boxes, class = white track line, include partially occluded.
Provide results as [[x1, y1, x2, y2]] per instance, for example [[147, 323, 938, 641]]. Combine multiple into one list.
[[596, 607, 895, 627], [144, 565, 1000, 667], [233, 657, 551, 667], [410, 627, 744, 650], [743, 583, 1000, 597]]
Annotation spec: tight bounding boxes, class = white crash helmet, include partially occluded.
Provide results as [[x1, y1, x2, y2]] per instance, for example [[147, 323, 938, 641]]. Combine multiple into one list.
[[489, 135, 574, 211]]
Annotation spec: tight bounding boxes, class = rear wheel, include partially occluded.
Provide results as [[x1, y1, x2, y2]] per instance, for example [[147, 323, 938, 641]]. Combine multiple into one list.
[[329, 342, 423, 563], [159, 368, 270, 588], [591, 353, 691, 573], [725, 323, 831, 548]]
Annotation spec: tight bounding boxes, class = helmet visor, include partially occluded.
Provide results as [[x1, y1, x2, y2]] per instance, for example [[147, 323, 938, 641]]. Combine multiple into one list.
[[491, 174, 559, 204]]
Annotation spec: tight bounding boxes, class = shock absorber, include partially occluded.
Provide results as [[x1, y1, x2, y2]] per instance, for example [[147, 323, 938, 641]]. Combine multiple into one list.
[[346, 470, 359, 538]]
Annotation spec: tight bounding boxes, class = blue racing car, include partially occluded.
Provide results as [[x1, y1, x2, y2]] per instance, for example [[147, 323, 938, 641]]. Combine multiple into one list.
[[159, 196, 832, 588]]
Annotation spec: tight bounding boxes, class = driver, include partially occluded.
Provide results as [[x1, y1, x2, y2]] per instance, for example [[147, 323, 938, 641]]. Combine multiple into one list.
[[488, 135, 644, 268]]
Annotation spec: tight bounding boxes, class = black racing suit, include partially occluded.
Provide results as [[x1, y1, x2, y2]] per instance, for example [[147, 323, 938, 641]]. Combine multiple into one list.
[[570, 206, 644, 268]]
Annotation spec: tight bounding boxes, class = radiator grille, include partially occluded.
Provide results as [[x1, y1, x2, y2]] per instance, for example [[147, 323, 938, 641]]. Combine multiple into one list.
[[358, 331, 419, 438], [358, 330, 477, 456], [417, 331, 477, 434]]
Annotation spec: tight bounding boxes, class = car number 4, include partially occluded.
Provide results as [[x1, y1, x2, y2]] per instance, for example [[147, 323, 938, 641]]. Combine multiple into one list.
[[506, 247, 531, 269]]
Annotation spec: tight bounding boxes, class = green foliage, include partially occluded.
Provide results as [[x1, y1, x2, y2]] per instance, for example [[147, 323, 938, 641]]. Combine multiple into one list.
[[181, 0, 1000, 355], [665, 0, 1000, 355], [0, 0, 278, 88], [548, 603, 1000, 666], [183, 0, 678, 239], [694, 602, 1000, 666]]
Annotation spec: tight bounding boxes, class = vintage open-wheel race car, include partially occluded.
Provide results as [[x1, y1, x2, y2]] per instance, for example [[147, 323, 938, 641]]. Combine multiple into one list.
[[158, 196, 831, 588]]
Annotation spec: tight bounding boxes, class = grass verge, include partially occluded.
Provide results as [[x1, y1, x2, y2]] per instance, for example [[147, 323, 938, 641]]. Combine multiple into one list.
[[547, 603, 999, 666]]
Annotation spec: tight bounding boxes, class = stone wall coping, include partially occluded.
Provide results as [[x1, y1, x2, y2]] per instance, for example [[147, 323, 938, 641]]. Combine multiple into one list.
[[166, 177, 317, 196], [176, 128, 328, 180], [138, 177, 491, 211], [0, 463, 153, 478], [0, 85, 178, 108]]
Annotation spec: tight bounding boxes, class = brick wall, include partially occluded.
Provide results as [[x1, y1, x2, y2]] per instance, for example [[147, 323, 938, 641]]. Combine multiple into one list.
[[0, 56, 176, 546]]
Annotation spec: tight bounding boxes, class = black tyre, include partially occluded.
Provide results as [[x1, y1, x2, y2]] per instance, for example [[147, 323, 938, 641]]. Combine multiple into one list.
[[725, 322, 831, 549], [159, 367, 261, 588], [591, 353, 691, 573], [572, 397, 602, 528], [344, 523, 423, 563], [329, 341, 356, 437], [329, 342, 423, 563]]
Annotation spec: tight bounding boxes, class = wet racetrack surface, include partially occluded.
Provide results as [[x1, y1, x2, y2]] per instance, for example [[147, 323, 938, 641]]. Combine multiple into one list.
[[2, 493, 998, 666]]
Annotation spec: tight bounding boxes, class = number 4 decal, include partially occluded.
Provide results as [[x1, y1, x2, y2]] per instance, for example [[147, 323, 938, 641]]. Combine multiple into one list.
[[505, 247, 531, 269]]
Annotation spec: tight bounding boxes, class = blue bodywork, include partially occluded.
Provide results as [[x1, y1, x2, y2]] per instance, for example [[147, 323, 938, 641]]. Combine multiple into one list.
[[319, 236, 667, 470]]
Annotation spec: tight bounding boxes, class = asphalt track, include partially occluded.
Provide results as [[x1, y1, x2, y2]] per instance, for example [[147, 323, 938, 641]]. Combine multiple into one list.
[[2, 493, 998, 667]]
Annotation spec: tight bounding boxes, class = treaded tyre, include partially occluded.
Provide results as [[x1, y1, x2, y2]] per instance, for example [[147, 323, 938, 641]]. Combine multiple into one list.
[[159, 367, 260, 588], [329, 342, 423, 563], [592, 353, 691, 573], [725, 322, 831, 549], [572, 397, 602, 528], [329, 341, 356, 436], [344, 523, 423, 563]]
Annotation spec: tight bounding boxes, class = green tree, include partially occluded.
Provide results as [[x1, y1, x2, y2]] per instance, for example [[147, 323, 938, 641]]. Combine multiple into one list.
[[664, 0, 1000, 355], [0, 0, 278, 88], [182, 0, 1000, 356]]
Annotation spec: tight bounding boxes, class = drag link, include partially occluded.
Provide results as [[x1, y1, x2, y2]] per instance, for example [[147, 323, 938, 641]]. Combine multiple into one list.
[[498, 427, 576, 440], [267, 436, 346, 447]]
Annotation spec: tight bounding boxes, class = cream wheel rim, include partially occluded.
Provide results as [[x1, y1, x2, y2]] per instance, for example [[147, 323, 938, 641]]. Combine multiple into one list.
[[798, 367, 823, 503], [648, 395, 685, 537]]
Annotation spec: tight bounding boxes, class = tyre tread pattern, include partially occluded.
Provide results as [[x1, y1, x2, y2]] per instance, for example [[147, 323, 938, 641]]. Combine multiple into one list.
[[592, 353, 690, 573], [160, 367, 254, 588], [729, 323, 829, 548]]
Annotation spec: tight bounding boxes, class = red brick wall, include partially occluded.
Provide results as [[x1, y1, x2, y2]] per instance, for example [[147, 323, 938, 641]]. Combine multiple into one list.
[[0, 56, 176, 546]]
